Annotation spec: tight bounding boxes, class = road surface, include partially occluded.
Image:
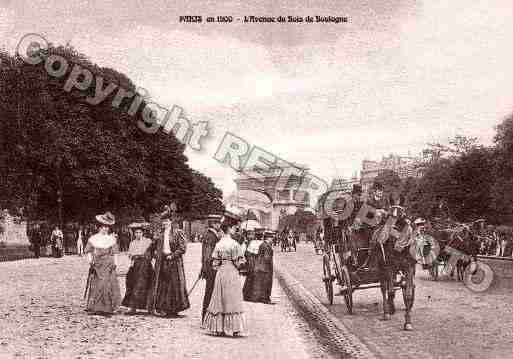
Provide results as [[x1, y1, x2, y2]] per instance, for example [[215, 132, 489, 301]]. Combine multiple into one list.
[[276, 243, 513, 359], [0, 243, 330, 359]]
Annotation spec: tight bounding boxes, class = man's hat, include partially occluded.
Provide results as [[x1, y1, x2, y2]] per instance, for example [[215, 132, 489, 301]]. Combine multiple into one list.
[[352, 184, 362, 195], [414, 218, 426, 225], [95, 211, 115, 226], [221, 210, 241, 227], [372, 181, 383, 190], [128, 216, 150, 229]]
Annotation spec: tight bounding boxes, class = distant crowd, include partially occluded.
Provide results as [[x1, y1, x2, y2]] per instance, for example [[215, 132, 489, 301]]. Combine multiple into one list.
[[26, 222, 145, 258]]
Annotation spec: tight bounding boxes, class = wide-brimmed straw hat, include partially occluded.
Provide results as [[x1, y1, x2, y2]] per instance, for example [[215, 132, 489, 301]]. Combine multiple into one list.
[[95, 211, 115, 226], [128, 216, 150, 229]]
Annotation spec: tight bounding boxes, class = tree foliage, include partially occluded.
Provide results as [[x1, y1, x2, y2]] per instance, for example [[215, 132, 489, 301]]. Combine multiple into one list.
[[490, 115, 513, 223], [395, 135, 496, 223], [0, 45, 223, 223], [373, 169, 402, 194]]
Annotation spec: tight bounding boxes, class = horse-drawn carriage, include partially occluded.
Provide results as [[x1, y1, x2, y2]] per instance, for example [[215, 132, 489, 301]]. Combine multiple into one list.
[[319, 187, 417, 330], [424, 219, 485, 282]]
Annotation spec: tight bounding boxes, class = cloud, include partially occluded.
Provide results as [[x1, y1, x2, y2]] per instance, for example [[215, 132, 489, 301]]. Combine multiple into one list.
[[2, 0, 513, 197]]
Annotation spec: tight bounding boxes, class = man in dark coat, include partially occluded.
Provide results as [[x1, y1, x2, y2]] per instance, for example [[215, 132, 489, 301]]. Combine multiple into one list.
[[199, 214, 222, 321]]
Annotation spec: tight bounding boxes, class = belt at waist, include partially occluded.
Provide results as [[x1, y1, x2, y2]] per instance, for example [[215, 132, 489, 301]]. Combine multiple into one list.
[[214, 258, 235, 263]]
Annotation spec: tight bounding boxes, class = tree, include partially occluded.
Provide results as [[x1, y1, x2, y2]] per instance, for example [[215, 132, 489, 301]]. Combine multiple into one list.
[[0, 45, 222, 223], [373, 169, 402, 194], [405, 147, 494, 222], [424, 135, 480, 162], [181, 170, 224, 220], [490, 114, 513, 223]]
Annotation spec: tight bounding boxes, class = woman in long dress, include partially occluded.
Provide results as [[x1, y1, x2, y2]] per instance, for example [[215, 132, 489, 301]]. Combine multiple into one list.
[[151, 205, 190, 317], [84, 211, 121, 316], [243, 231, 274, 304], [202, 216, 246, 337], [122, 217, 154, 314]]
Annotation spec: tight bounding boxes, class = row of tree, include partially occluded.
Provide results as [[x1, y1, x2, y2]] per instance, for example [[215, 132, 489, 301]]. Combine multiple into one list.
[[0, 44, 224, 225], [374, 123, 513, 225]]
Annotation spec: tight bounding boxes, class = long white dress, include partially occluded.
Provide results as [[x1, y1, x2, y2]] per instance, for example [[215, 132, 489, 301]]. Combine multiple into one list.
[[202, 233, 246, 336]]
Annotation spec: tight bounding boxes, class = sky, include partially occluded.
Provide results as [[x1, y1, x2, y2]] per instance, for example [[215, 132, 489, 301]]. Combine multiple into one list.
[[2, 0, 513, 199]]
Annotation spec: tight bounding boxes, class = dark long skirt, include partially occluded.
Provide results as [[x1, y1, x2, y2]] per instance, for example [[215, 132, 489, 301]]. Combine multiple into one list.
[[202, 272, 216, 321], [154, 257, 190, 314], [86, 257, 121, 314], [122, 257, 154, 310], [243, 271, 273, 303]]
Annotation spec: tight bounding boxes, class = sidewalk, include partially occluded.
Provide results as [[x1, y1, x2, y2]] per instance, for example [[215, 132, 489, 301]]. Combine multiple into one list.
[[0, 243, 329, 359]]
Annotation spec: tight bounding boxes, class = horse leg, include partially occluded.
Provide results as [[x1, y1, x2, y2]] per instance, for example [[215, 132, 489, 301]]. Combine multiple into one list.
[[388, 270, 396, 315], [403, 265, 415, 331], [380, 273, 391, 320]]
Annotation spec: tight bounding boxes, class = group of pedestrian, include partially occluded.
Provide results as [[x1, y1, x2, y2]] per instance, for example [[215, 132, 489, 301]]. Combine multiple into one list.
[[199, 214, 275, 337], [79, 204, 275, 338], [84, 203, 190, 319]]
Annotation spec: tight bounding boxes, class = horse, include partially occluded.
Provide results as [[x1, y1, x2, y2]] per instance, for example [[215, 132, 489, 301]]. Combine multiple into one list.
[[371, 194, 416, 331], [428, 223, 481, 281]]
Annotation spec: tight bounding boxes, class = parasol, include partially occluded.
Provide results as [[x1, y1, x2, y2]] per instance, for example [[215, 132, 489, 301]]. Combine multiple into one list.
[[240, 219, 262, 231], [303, 207, 317, 215]]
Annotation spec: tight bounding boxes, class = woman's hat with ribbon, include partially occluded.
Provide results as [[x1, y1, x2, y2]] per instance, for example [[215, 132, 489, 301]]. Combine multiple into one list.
[[129, 216, 150, 229], [95, 211, 116, 226]]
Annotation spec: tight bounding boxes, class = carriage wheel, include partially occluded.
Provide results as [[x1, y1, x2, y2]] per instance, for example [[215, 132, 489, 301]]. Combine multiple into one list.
[[323, 255, 334, 305], [340, 265, 353, 314]]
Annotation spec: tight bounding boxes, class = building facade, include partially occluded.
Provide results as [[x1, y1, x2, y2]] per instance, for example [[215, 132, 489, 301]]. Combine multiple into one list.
[[329, 173, 360, 193], [360, 153, 427, 193], [226, 163, 311, 230]]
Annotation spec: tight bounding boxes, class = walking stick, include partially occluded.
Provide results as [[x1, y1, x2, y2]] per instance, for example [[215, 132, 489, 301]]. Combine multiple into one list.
[[187, 276, 201, 297], [83, 266, 93, 301]]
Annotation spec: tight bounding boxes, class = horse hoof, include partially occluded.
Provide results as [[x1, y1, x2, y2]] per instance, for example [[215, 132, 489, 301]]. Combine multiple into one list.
[[404, 323, 413, 331]]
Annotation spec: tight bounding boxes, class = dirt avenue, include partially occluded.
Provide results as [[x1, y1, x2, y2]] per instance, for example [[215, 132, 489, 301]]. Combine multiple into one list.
[[3, 242, 512, 359], [0, 244, 329, 359], [276, 244, 513, 359]]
